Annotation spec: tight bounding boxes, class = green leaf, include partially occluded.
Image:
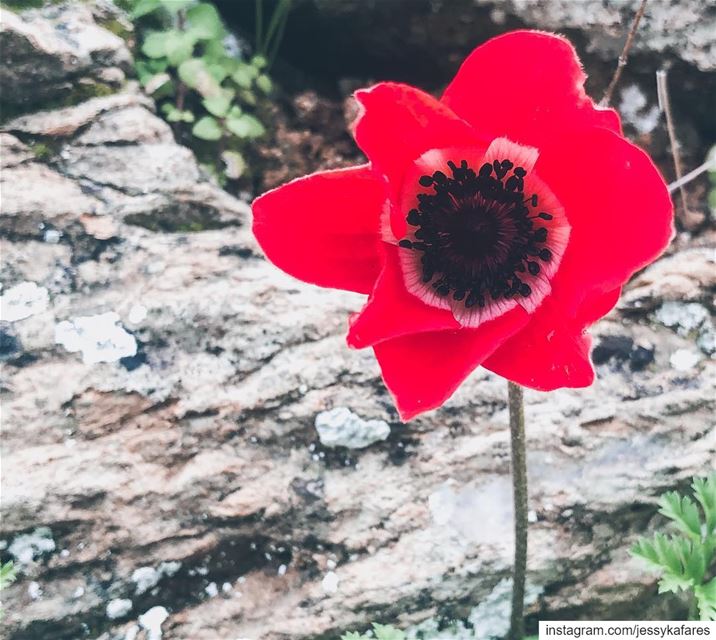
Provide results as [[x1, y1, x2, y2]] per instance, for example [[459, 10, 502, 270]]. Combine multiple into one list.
[[227, 105, 242, 119], [131, 0, 161, 19], [205, 59, 229, 83], [159, 0, 191, 12], [340, 633, 366, 640], [693, 475, 716, 535], [203, 91, 234, 117], [226, 113, 265, 139], [238, 88, 257, 107], [162, 105, 194, 123], [142, 31, 169, 59], [178, 59, 222, 97], [695, 577, 716, 621], [0, 561, 17, 590], [232, 62, 258, 89], [658, 572, 694, 595], [217, 56, 239, 75], [659, 491, 702, 540], [164, 30, 196, 66], [632, 538, 662, 568], [192, 116, 222, 141], [256, 74, 272, 94], [186, 2, 225, 40], [372, 624, 406, 640], [251, 54, 268, 70], [202, 38, 227, 62]]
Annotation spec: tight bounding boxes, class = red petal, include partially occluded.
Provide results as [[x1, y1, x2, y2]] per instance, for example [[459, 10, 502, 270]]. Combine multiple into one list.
[[252, 165, 386, 294], [441, 31, 621, 148], [354, 83, 482, 192], [484, 287, 621, 391], [347, 244, 459, 349], [538, 127, 673, 313], [484, 125, 672, 392], [374, 307, 530, 421]]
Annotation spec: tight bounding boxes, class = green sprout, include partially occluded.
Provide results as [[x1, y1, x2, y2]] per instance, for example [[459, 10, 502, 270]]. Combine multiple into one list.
[[0, 561, 17, 620], [632, 475, 716, 621], [131, 0, 285, 183]]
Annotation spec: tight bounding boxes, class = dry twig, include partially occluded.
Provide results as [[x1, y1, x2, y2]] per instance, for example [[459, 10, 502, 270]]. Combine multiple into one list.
[[601, 0, 649, 107]]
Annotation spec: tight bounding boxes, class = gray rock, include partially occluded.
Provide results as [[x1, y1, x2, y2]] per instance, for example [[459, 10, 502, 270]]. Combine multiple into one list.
[[0, 3, 131, 107], [474, 0, 716, 71], [1, 3, 714, 639], [5, 89, 153, 138]]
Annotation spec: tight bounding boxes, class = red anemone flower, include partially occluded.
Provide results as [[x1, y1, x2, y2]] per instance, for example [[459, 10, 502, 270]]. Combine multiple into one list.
[[252, 31, 673, 421]]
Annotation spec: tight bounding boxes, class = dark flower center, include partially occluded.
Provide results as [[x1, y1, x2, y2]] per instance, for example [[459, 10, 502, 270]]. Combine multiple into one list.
[[398, 158, 554, 308]]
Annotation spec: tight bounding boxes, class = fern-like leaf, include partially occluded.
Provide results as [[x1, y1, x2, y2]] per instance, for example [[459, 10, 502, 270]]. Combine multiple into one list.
[[695, 577, 716, 621], [659, 491, 702, 541], [693, 475, 716, 536]]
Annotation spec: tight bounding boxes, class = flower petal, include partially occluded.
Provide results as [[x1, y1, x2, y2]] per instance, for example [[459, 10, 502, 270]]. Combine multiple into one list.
[[537, 127, 673, 313], [354, 82, 483, 192], [252, 165, 387, 294], [483, 287, 621, 391], [347, 244, 459, 349], [441, 30, 621, 147], [486, 126, 672, 392], [374, 307, 530, 421]]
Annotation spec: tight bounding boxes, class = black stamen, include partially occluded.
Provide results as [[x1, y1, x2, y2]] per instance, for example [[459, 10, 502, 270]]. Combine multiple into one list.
[[418, 176, 433, 187], [401, 157, 558, 311]]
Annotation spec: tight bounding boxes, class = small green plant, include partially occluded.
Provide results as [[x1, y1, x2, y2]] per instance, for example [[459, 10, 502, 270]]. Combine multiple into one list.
[[0, 560, 18, 619], [632, 475, 716, 621], [708, 145, 716, 217], [342, 623, 406, 640], [131, 0, 287, 183]]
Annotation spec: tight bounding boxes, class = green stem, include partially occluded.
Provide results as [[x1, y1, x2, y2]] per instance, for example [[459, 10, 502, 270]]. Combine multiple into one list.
[[508, 381, 528, 640]]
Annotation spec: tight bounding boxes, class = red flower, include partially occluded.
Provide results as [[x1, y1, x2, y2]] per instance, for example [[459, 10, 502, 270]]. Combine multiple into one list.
[[252, 31, 673, 421]]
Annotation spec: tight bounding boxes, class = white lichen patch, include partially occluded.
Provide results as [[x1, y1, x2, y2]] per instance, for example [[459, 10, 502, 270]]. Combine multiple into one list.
[[204, 582, 218, 597], [55, 311, 136, 364], [8, 527, 56, 567], [139, 606, 169, 640], [314, 407, 390, 449], [618, 85, 660, 135], [124, 624, 140, 640], [131, 566, 160, 595], [670, 348, 702, 371], [0, 281, 49, 322], [127, 303, 148, 324], [654, 301, 716, 356], [654, 301, 710, 335], [321, 571, 339, 594], [27, 582, 43, 600], [131, 561, 181, 595], [106, 598, 133, 619], [428, 477, 513, 546], [158, 560, 181, 577]]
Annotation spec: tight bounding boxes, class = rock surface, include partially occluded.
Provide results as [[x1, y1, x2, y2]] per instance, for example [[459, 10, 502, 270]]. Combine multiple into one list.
[[0, 2, 131, 108], [1, 3, 715, 640]]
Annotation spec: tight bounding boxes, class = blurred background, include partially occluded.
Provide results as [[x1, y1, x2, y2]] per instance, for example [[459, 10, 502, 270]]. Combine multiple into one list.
[[1, 0, 714, 638]]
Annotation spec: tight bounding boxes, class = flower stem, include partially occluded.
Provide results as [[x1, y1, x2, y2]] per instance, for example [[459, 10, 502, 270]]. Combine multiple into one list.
[[508, 381, 528, 640]]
